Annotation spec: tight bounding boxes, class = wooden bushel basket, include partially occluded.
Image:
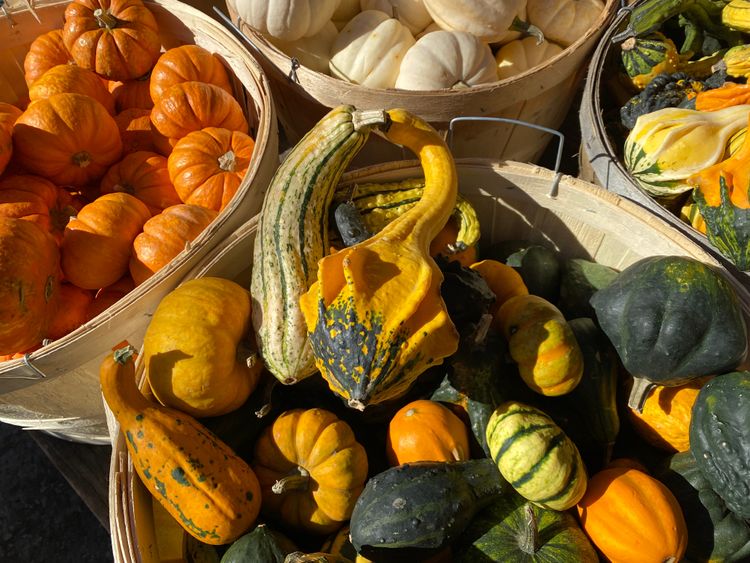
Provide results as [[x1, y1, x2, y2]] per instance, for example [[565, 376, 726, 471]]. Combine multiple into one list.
[[108, 158, 750, 562], [0, 0, 278, 443], [223, 1, 618, 167]]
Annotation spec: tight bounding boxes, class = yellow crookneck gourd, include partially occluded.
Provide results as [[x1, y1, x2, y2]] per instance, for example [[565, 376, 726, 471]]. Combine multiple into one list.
[[100, 345, 262, 545], [299, 109, 460, 410]]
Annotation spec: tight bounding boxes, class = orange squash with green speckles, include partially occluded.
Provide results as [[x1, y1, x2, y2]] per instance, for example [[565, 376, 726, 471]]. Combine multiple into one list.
[[100, 344, 262, 545]]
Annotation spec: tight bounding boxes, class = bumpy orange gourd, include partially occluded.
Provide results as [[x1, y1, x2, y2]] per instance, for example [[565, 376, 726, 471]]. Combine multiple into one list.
[[386, 399, 470, 465], [0, 103, 22, 176], [100, 150, 181, 215], [150, 81, 248, 155], [470, 259, 529, 316], [497, 294, 583, 396], [29, 64, 116, 115], [0, 217, 60, 355], [109, 73, 153, 111], [114, 108, 156, 155], [13, 92, 123, 186], [695, 82, 750, 111], [149, 44, 233, 102], [167, 127, 255, 211], [101, 345, 262, 544], [62, 0, 161, 81], [85, 275, 134, 320], [61, 192, 151, 289], [143, 277, 262, 417], [577, 467, 687, 563], [626, 376, 712, 453], [46, 283, 94, 340], [23, 29, 74, 88], [129, 204, 217, 285], [252, 408, 369, 534]]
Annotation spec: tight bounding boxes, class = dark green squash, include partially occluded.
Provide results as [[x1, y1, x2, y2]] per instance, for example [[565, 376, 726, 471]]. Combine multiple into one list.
[[437, 257, 495, 337], [220, 524, 298, 563], [454, 492, 598, 562], [556, 259, 618, 320], [486, 241, 561, 302], [349, 459, 510, 562], [589, 255, 747, 411], [690, 371, 750, 519], [620, 33, 680, 89], [657, 451, 750, 562]]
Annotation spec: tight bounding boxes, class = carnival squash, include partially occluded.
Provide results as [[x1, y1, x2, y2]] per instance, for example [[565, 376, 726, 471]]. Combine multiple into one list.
[[226, 0, 340, 41], [62, 0, 161, 81], [577, 466, 688, 563], [422, 0, 529, 43], [61, 192, 151, 289], [619, 33, 680, 89], [114, 108, 156, 155], [252, 408, 368, 534], [167, 127, 254, 211], [101, 345, 262, 544], [143, 277, 262, 417], [23, 29, 74, 88], [526, 0, 604, 47], [495, 37, 563, 80], [13, 92, 123, 186], [299, 108, 459, 410], [150, 45, 233, 103], [109, 74, 153, 111], [0, 217, 60, 355], [29, 64, 116, 115], [100, 150, 181, 215]]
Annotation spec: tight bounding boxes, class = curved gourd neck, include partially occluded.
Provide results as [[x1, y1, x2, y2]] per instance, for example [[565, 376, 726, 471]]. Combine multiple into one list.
[[100, 345, 153, 418]]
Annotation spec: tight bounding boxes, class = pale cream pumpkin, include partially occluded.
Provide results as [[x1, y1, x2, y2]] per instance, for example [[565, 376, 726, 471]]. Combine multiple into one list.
[[495, 37, 563, 80], [526, 0, 604, 47], [396, 30, 496, 90], [228, 0, 340, 41], [269, 21, 339, 74], [330, 10, 415, 88], [422, 0, 526, 43], [333, 0, 360, 29], [491, 3, 528, 46], [361, 0, 433, 35]]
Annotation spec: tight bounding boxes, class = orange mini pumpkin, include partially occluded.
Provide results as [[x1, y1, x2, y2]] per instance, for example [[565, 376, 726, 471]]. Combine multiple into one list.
[[470, 259, 529, 315], [23, 29, 75, 88], [85, 275, 134, 320], [386, 399, 470, 466], [100, 150, 180, 215], [61, 192, 151, 289], [149, 44, 233, 102], [0, 103, 22, 176], [167, 127, 254, 211], [29, 64, 116, 115], [114, 108, 156, 155], [108, 73, 153, 111], [429, 216, 478, 267], [150, 81, 248, 155], [129, 204, 217, 285], [13, 92, 122, 186], [577, 467, 688, 563], [46, 283, 94, 341], [62, 0, 161, 81]]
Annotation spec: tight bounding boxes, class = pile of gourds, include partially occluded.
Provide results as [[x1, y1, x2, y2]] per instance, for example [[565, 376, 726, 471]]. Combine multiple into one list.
[[0, 0, 257, 359], [228, 0, 606, 90], [104, 105, 750, 563], [612, 0, 750, 270]]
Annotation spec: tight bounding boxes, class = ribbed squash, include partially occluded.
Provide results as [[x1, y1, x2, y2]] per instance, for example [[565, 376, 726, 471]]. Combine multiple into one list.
[[486, 401, 587, 511], [23, 29, 74, 88], [300, 109, 459, 410], [143, 277, 262, 417], [695, 82, 750, 111], [221, 524, 297, 563], [114, 108, 156, 155], [496, 294, 583, 396], [252, 408, 368, 535], [29, 64, 116, 115], [108, 74, 153, 112], [577, 466, 688, 563], [149, 44, 233, 103], [719, 44, 750, 79], [724, 0, 750, 32], [0, 103, 22, 176], [100, 345, 262, 545], [251, 106, 386, 385]]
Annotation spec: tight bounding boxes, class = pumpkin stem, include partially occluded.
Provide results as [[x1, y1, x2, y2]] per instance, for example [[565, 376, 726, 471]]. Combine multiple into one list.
[[113, 345, 137, 365], [351, 109, 388, 133], [94, 8, 120, 29], [72, 151, 92, 168], [509, 17, 545, 45], [519, 503, 539, 555], [218, 150, 237, 172], [272, 466, 310, 494], [627, 377, 655, 413], [112, 182, 135, 195]]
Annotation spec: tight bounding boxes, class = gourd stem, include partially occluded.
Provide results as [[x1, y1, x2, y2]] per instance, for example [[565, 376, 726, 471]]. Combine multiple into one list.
[[509, 17, 545, 45], [113, 183, 135, 195], [351, 109, 388, 132], [473, 314, 493, 348], [114, 345, 137, 365], [272, 466, 310, 494], [254, 377, 277, 418], [94, 8, 120, 29], [627, 377, 655, 413], [72, 151, 92, 168], [218, 150, 236, 172], [519, 503, 539, 555], [620, 37, 637, 52]]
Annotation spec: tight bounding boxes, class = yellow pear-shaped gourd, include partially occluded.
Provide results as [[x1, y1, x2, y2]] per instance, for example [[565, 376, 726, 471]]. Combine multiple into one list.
[[299, 109, 460, 410], [144, 277, 262, 417]]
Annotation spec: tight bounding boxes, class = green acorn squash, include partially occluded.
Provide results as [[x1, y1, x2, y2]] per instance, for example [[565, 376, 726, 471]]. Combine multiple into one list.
[[690, 371, 750, 519], [455, 491, 598, 562], [489, 242, 561, 303], [556, 259, 618, 320], [590, 255, 747, 411], [220, 524, 298, 563]]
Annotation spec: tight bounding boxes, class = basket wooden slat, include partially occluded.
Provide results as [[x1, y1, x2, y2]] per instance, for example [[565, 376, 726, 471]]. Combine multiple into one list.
[[108, 159, 750, 561], [0, 0, 278, 443]]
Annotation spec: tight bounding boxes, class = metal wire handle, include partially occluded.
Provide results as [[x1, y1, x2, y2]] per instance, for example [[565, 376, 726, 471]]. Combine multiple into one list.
[[447, 116, 565, 197]]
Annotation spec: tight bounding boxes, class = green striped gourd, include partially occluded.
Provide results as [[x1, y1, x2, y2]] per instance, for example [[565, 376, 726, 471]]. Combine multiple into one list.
[[251, 105, 387, 384], [333, 177, 480, 253], [620, 34, 680, 89], [486, 401, 587, 511]]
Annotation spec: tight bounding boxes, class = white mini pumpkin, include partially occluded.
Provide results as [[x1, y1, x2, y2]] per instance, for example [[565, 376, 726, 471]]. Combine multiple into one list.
[[333, 0, 361, 29], [395, 30, 497, 90], [269, 21, 339, 74], [495, 36, 563, 79], [329, 10, 415, 88], [526, 0, 604, 47], [360, 0, 433, 35], [422, 0, 526, 43], [229, 0, 342, 42], [491, 3, 528, 46]]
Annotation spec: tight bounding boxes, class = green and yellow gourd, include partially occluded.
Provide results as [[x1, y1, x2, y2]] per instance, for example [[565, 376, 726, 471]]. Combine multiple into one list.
[[724, 0, 750, 32], [251, 105, 387, 385], [300, 109, 460, 410], [620, 34, 680, 90], [718, 44, 750, 79], [486, 401, 587, 511], [100, 345, 262, 545]]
